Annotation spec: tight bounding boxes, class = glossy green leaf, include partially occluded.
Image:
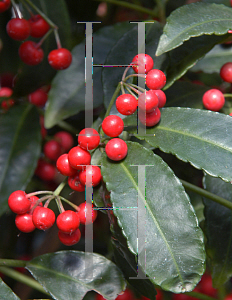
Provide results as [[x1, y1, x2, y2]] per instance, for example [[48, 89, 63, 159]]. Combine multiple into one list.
[[202, 0, 230, 5], [0, 279, 20, 300], [191, 44, 232, 73], [102, 22, 166, 114], [26, 251, 126, 300], [156, 3, 232, 56], [13, 0, 72, 96], [45, 22, 132, 128], [0, 104, 41, 216], [125, 108, 232, 182], [101, 142, 205, 293], [203, 174, 232, 287]]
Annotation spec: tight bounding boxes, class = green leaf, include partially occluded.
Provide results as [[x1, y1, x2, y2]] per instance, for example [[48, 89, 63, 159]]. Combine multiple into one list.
[[13, 0, 72, 96], [203, 174, 232, 287], [44, 22, 132, 128], [101, 142, 205, 293], [202, 0, 230, 5], [0, 104, 41, 216], [125, 108, 232, 183], [156, 3, 232, 56], [26, 250, 126, 300], [0, 279, 21, 300], [102, 22, 166, 114], [191, 44, 232, 74]]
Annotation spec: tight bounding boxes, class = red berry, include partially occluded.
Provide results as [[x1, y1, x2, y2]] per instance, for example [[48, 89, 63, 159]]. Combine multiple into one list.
[[54, 131, 74, 152], [77, 202, 97, 224], [0, 0, 11, 13], [32, 206, 55, 230], [138, 107, 161, 127], [116, 289, 134, 300], [79, 166, 102, 187], [28, 195, 42, 210], [58, 228, 81, 246], [1, 99, 15, 110], [105, 138, 128, 161], [56, 210, 80, 234], [146, 69, 166, 90], [15, 213, 35, 233], [102, 115, 124, 137], [28, 14, 50, 38], [131, 53, 154, 74], [68, 173, 86, 192], [202, 89, 225, 111], [8, 190, 31, 215], [116, 94, 137, 115], [199, 274, 217, 297], [19, 41, 44, 66], [56, 154, 77, 177], [220, 62, 232, 83], [48, 48, 72, 70], [78, 128, 100, 150], [35, 159, 56, 181], [138, 90, 159, 113], [0, 87, 13, 97], [28, 88, 48, 107], [231, 0, 232, 7], [6, 18, 31, 41], [225, 294, 232, 300], [153, 89, 166, 108], [44, 140, 62, 161], [68, 146, 91, 170]]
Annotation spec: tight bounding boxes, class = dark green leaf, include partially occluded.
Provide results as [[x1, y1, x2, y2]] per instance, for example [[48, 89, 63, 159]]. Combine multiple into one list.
[[0, 104, 41, 216], [203, 174, 232, 287], [26, 250, 126, 300], [156, 3, 232, 56], [102, 22, 166, 114], [191, 44, 232, 74], [0, 279, 21, 300], [13, 0, 72, 96], [45, 22, 132, 128], [101, 142, 205, 293], [202, 0, 230, 5], [125, 108, 232, 182]]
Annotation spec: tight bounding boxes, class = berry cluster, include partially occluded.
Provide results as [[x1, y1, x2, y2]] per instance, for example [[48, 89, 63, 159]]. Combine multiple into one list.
[[2, 0, 72, 69]]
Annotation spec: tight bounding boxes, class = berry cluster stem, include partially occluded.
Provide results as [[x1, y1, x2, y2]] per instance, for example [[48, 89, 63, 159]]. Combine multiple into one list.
[[53, 177, 68, 196]]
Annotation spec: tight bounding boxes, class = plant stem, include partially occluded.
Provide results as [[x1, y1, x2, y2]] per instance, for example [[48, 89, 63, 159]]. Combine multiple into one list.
[[93, 0, 158, 18], [223, 94, 232, 98], [0, 259, 27, 268], [59, 196, 79, 211], [53, 177, 68, 196], [181, 179, 232, 210], [57, 120, 77, 135], [0, 266, 50, 296]]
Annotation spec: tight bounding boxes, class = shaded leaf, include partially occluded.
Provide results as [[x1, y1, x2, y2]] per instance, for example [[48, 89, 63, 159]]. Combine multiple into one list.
[[0, 104, 41, 216], [203, 174, 232, 287], [26, 250, 126, 300], [101, 142, 205, 293], [156, 3, 232, 56], [45, 22, 132, 128], [124, 108, 232, 182], [0, 279, 20, 300]]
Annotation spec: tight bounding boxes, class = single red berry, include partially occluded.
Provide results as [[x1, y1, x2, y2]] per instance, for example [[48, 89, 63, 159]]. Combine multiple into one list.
[[35, 159, 56, 181], [28, 88, 48, 107], [32, 206, 55, 230], [48, 48, 72, 70], [102, 115, 124, 137], [153, 89, 166, 108], [68, 173, 86, 192], [131, 53, 154, 74], [68, 146, 91, 170], [116, 94, 137, 115], [116, 289, 134, 300], [58, 228, 81, 246], [0, 87, 13, 97], [146, 69, 166, 90], [78, 128, 100, 150], [105, 138, 128, 161], [56, 154, 77, 177], [28, 195, 43, 210], [8, 190, 31, 215], [15, 213, 35, 233], [56, 210, 80, 234], [54, 131, 74, 152], [220, 62, 232, 83], [19, 41, 44, 66], [138, 107, 161, 127], [0, 0, 11, 13], [77, 202, 97, 224], [6, 18, 31, 41], [202, 89, 225, 111], [79, 166, 102, 187], [28, 14, 50, 38], [138, 90, 159, 113], [44, 140, 62, 161]]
